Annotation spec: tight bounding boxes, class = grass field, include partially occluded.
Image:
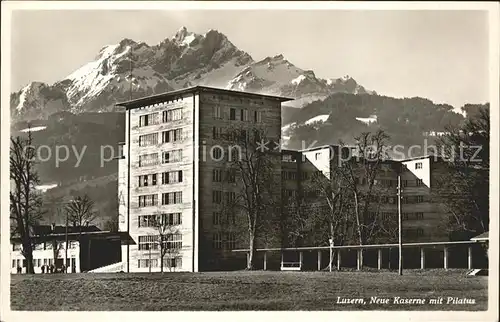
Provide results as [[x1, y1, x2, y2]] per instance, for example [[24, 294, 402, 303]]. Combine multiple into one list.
[[11, 269, 488, 311]]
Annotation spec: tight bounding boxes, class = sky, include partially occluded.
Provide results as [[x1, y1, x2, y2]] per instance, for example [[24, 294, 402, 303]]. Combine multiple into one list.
[[11, 9, 490, 109]]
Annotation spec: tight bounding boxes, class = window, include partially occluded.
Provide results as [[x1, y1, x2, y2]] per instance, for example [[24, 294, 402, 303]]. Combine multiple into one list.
[[138, 259, 158, 268], [162, 149, 183, 163], [138, 194, 158, 207], [227, 213, 236, 225], [213, 169, 223, 182], [162, 171, 183, 184], [282, 154, 297, 162], [315, 152, 321, 160], [416, 195, 424, 203], [12, 259, 15, 268], [254, 111, 262, 123], [159, 213, 182, 226], [213, 212, 221, 225], [226, 170, 236, 183], [139, 133, 158, 147], [163, 257, 182, 269], [241, 109, 248, 121], [229, 108, 236, 120], [138, 235, 158, 251], [138, 174, 157, 187], [416, 179, 424, 187], [415, 212, 424, 220], [212, 127, 224, 139], [225, 191, 236, 204], [283, 189, 297, 198], [164, 233, 183, 249], [226, 233, 237, 250], [415, 162, 423, 169], [139, 113, 159, 127], [138, 153, 158, 167], [163, 108, 182, 122], [212, 147, 223, 160], [213, 190, 222, 204], [213, 233, 223, 249], [213, 106, 222, 119], [282, 171, 297, 181], [162, 192, 182, 205], [37, 259, 41, 267], [162, 129, 183, 143], [402, 213, 409, 220], [138, 215, 157, 227], [402, 180, 408, 187]]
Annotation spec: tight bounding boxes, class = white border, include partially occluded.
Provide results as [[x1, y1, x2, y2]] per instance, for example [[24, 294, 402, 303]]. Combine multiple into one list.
[[1, 2, 498, 322]]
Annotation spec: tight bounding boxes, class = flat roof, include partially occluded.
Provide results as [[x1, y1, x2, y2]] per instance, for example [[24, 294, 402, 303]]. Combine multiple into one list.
[[116, 85, 294, 109]]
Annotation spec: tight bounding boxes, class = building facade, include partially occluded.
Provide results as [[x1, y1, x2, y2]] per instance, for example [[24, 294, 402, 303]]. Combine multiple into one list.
[[10, 225, 125, 274], [117, 86, 291, 272]]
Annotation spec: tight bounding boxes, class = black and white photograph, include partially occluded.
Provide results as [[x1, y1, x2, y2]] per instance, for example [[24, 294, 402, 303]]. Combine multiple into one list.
[[1, 1, 498, 320]]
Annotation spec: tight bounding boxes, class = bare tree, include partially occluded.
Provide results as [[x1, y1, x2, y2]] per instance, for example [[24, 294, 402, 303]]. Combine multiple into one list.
[[65, 195, 97, 230], [434, 106, 489, 240], [225, 126, 280, 270], [336, 130, 393, 265], [152, 214, 182, 273], [10, 129, 44, 274]]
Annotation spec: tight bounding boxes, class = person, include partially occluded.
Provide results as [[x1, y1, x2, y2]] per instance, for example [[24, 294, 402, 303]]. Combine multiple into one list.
[[41, 264, 45, 274], [49, 264, 54, 274], [61, 264, 66, 273], [16, 266, 21, 274]]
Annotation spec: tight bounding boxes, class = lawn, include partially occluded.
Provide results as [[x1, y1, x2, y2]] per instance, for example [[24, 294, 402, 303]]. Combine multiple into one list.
[[10, 269, 488, 311]]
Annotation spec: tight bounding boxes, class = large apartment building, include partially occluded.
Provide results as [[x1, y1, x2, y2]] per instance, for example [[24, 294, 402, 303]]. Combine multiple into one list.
[[117, 86, 457, 273], [117, 86, 292, 272], [281, 147, 451, 243]]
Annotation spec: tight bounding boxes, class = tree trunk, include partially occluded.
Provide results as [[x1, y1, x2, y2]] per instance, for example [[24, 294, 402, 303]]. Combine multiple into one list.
[[22, 244, 35, 274], [247, 229, 256, 270]]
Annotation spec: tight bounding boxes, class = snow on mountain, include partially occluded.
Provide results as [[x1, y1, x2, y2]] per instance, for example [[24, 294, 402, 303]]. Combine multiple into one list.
[[227, 56, 374, 108], [11, 82, 69, 121], [355, 114, 378, 125], [11, 27, 375, 121], [20, 125, 47, 133], [305, 114, 330, 125]]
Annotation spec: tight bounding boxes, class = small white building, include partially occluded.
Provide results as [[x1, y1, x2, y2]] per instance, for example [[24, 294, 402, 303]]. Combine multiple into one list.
[[10, 224, 127, 274], [10, 239, 80, 274]]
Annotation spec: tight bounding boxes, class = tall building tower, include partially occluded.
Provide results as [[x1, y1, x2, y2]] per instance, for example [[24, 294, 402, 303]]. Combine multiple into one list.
[[117, 86, 292, 272]]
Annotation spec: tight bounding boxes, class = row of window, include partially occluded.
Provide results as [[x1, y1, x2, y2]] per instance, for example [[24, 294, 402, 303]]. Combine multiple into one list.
[[212, 212, 236, 226], [138, 192, 183, 207], [138, 257, 182, 268], [283, 189, 298, 198], [138, 150, 183, 167], [138, 171, 183, 187], [12, 241, 78, 251], [11, 257, 76, 268], [370, 212, 425, 220], [212, 232, 237, 249], [212, 191, 236, 204], [138, 128, 183, 147], [403, 162, 424, 170], [138, 109, 183, 127], [138, 234, 182, 250], [402, 228, 425, 238], [212, 169, 236, 183], [213, 106, 263, 123], [138, 213, 182, 227]]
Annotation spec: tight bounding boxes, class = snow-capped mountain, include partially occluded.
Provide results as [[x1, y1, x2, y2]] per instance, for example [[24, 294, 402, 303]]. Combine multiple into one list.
[[227, 55, 374, 107], [11, 27, 375, 121]]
